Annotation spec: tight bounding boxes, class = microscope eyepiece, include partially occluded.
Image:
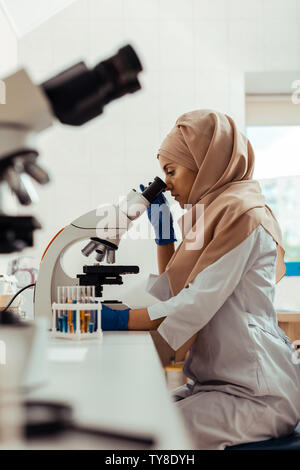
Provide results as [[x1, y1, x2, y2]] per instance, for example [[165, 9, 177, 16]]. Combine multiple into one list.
[[41, 44, 143, 126], [141, 177, 167, 204], [94, 44, 143, 101]]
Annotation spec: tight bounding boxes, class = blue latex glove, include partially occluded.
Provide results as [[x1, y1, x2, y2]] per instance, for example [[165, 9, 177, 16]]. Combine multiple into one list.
[[101, 304, 129, 330], [140, 182, 177, 245]]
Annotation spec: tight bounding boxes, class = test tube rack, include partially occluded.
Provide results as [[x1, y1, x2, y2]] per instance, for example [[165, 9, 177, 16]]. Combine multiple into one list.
[[51, 302, 103, 340]]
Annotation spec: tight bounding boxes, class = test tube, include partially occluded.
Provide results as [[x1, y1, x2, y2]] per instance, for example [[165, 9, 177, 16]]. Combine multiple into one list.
[[58, 317, 63, 332], [62, 286, 68, 323], [86, 286, 92, 332], [94, 299, 97, 332], [72, 286, 77, 334], [76, 286, 81, 333], [67, 286, 72, 303], [76, 286, 81, 335], [88, 286, 94, 332], [57, 286, 62, 331], [84, 313, 90, 332], [80, 286, 86, 333], [92, 286, 96, 332], [96, 300, 100, 332], [63, 314, 68, 332], [68, 300, 72, 332], [68, 286, 74, 334], [57, 286, 61, 304]]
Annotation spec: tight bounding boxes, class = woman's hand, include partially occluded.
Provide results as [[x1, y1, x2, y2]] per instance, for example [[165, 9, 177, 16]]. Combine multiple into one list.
[[101, 304, 129, 330], [140, 182, 177, 245], [101, 305, 164, 331]]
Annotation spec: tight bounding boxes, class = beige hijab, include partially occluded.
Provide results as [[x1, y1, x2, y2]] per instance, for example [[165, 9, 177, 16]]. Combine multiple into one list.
[[158, 110, 286, 302]]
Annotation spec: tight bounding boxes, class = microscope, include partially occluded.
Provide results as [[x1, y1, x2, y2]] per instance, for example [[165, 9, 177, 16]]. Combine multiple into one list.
[[0, 44, 143, 254], [34, 177, 167, 325]]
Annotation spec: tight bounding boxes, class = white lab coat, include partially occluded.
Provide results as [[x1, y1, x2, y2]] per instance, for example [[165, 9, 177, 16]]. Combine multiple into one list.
[[146, 224, 300, 449]]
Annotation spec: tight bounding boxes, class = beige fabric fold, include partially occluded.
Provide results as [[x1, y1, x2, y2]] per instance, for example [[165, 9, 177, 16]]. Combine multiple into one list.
[[157, 109, 285, 353]]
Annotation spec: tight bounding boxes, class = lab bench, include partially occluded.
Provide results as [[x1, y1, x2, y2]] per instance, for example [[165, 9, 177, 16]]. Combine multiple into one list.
[[24, 331, 193, 450]]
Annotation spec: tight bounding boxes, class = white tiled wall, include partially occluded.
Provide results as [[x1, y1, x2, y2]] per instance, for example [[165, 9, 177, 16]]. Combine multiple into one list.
[[11, 0, 300, 306], [0, 10, 18, 273], [0, 8, 17, 76]]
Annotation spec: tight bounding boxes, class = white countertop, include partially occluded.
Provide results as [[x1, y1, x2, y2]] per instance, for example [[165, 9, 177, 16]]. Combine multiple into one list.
[[25, 331, 193, 450]]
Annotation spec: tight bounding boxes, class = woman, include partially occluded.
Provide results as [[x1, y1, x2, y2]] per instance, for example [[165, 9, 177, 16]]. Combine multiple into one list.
[[101, 109, 300, 449]]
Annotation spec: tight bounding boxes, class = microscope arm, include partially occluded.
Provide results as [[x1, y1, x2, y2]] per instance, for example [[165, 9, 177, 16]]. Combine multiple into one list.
[[33, 210, 136, 324], [34, 193, 147, 323], [34, 179, 167, 324]]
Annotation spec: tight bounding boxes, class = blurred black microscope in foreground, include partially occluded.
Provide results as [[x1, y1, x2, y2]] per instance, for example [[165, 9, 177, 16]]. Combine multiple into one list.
[[0, 44, 143, 254]]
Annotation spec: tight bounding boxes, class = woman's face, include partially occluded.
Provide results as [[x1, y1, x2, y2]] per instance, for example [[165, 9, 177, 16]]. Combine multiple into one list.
[[158, 155, 197, 208]]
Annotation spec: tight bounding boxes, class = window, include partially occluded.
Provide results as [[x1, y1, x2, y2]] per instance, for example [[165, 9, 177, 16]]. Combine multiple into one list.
[[245, 70, 300, 262], [246, 126, 300, 261]]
